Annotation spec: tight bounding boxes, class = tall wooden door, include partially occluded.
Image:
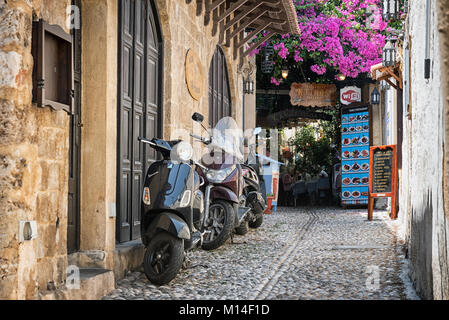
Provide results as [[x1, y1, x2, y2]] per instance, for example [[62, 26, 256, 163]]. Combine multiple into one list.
[[68, 0, 82, 254], [209, 46, 232, 127], [117, 0, 161, 243]]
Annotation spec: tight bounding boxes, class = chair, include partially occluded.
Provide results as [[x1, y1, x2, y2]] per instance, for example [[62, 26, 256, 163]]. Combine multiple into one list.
[[292, 181, 307, 207], [306, 180, 318, 206], [317, 177, 331, 205]]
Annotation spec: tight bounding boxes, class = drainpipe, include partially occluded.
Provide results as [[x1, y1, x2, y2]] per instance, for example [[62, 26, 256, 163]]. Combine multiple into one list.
[[424, 0, 431, 79]]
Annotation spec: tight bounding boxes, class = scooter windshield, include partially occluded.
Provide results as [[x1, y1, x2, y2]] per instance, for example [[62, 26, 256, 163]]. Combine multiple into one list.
[[210, 117, 244, 162]]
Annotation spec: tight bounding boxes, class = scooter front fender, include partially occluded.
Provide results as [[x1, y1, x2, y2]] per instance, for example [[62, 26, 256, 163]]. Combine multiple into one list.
[[210, 186, 239, 204], [145, 212, 191, 242]]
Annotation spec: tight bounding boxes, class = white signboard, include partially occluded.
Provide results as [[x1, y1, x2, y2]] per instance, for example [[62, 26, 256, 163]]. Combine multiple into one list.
[[340, 86, 362, 105]]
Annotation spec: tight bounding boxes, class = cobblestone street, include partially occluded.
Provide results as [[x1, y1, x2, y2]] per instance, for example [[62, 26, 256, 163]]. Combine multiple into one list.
[[104, 207, 420, 300]]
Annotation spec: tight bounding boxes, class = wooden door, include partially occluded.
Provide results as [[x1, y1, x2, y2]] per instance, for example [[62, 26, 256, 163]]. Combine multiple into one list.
[[117, 0, 161, 243], [209, 46, 232, 127], [68, 0, 82, 254]]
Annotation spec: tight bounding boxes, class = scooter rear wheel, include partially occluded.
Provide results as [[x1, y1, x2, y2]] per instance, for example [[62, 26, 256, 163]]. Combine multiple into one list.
[[202, 200, 235, 251], [235, 221, 249, 235], [143, 232, 184, 286], [249, 214, 264, 229]]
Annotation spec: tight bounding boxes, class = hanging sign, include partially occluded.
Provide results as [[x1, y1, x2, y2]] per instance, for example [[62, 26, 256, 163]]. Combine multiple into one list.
[[185, 49, 204, 101], [368, 145, 398, 221], [340, 86, 362, 105], [289, 83, 337, 107]]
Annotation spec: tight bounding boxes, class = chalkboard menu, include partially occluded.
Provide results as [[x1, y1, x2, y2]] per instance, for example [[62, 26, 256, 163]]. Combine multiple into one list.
[[372, 148, 394, 194], [368, 145, 398, 221], [341, 105, 370, 206]]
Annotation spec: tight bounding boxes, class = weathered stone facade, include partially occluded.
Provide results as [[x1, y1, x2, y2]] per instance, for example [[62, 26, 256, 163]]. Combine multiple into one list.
[[397, 0, 449, 300], [0, 0, 71, 300], [155, 0, 246, 141], [0, 0, 256, 300]]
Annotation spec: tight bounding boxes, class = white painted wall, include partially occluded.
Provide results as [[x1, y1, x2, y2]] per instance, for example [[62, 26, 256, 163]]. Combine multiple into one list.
[[399, 0, 449, 300]]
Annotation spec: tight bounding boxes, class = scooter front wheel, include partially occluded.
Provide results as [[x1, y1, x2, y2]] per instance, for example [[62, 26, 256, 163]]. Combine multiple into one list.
[[143, 232, 184, 286], [202, 200, 235, 251]]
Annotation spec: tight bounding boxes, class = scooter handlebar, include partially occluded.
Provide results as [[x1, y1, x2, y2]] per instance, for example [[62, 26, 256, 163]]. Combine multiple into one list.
[[190, 134, 212, 145], [138, 137, 156, 147]]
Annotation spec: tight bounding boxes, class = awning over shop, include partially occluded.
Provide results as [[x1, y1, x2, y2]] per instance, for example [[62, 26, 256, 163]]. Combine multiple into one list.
[[187, 0, 301, 66], [264, 106, 333, 127], [370, 62, 403, 90]]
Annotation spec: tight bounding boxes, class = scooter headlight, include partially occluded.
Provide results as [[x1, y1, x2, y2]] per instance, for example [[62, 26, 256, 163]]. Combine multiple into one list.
[[206, 165, 236, 183], [172, 141, 193, 163]]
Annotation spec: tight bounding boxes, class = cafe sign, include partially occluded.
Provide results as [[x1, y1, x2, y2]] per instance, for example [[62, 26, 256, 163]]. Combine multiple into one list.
[[340, 86, 362, 105], [289, 83, 337, 107]]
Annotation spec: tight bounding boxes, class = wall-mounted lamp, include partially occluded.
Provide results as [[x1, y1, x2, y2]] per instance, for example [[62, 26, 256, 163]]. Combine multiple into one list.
[[243, 78, 255, 95], [337, 73, 346, 81], [371, 87, 380, 105], [382, 40, 396, 67]]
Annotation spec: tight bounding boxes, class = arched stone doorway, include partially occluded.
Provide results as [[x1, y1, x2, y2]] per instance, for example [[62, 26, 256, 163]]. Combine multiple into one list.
[[209, 46, 232, 127], [117, 0, 163, 243]]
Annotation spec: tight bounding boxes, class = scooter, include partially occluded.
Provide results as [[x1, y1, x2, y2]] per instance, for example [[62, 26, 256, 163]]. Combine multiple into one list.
[[191, 113, 251, 250], [235, 128, 267, 235], [138, 136, 206, 285]]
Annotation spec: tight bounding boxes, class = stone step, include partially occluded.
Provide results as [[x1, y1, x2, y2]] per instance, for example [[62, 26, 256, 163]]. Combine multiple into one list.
[[39, 268, 115, 300]]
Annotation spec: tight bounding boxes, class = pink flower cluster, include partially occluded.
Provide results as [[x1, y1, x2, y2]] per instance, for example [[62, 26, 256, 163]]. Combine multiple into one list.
[[253, 0, 395, 83]]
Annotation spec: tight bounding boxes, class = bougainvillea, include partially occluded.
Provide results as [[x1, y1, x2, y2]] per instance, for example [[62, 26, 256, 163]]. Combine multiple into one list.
[[253, 0, 404, 85]]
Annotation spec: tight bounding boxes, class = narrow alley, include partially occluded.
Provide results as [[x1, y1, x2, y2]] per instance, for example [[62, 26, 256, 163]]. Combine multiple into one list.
[[104, 207, 419, 300]]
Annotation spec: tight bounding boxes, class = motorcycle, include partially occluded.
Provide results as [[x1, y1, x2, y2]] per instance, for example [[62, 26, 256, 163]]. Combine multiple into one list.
[[138, 136, 206, 285], [235, 128, 267, 235], [191, 113, 251, 250]]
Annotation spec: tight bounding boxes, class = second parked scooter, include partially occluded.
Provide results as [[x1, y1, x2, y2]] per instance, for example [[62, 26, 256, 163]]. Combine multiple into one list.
[[191, 113, 251, 250]]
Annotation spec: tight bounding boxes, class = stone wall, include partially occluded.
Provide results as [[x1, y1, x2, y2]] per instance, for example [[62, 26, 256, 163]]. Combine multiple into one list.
[[399, 0, 449, 300], [155, 0, 251, 145], [0, 0, 70, 299]]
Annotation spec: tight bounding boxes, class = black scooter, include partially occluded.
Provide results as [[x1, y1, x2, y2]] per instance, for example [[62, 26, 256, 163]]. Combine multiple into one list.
[[138, 137, 205, 285]]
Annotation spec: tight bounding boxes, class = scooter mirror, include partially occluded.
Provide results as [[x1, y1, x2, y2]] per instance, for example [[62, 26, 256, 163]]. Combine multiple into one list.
[[192, 113, 204, 123], [253, 127, 262, 136]]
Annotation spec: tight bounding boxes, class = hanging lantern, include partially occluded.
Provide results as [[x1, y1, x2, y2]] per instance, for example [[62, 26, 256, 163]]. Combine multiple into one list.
[[371, 87, 380, 105], [382, 0, 400, 21], [337, 73, 346, 81], [281, 67, 289, 79], [382, 40, 396, 67]]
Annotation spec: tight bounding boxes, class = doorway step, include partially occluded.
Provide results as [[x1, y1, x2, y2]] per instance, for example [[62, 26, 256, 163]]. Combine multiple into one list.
[[38, 268, 114, 300]]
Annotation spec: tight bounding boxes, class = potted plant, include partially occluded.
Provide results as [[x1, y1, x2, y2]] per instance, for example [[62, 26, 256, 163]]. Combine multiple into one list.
[[265, 193, 275, 214]]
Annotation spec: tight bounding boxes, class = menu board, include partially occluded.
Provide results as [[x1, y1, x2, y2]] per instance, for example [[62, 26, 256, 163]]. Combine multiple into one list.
[[341, 106, 370, 206], [372, 148, 394, 194], [368, 145, 398, 221]]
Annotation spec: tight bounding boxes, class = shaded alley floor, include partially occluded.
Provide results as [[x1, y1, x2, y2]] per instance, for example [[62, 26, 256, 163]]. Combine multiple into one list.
[[104, 207, 420, 300]]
